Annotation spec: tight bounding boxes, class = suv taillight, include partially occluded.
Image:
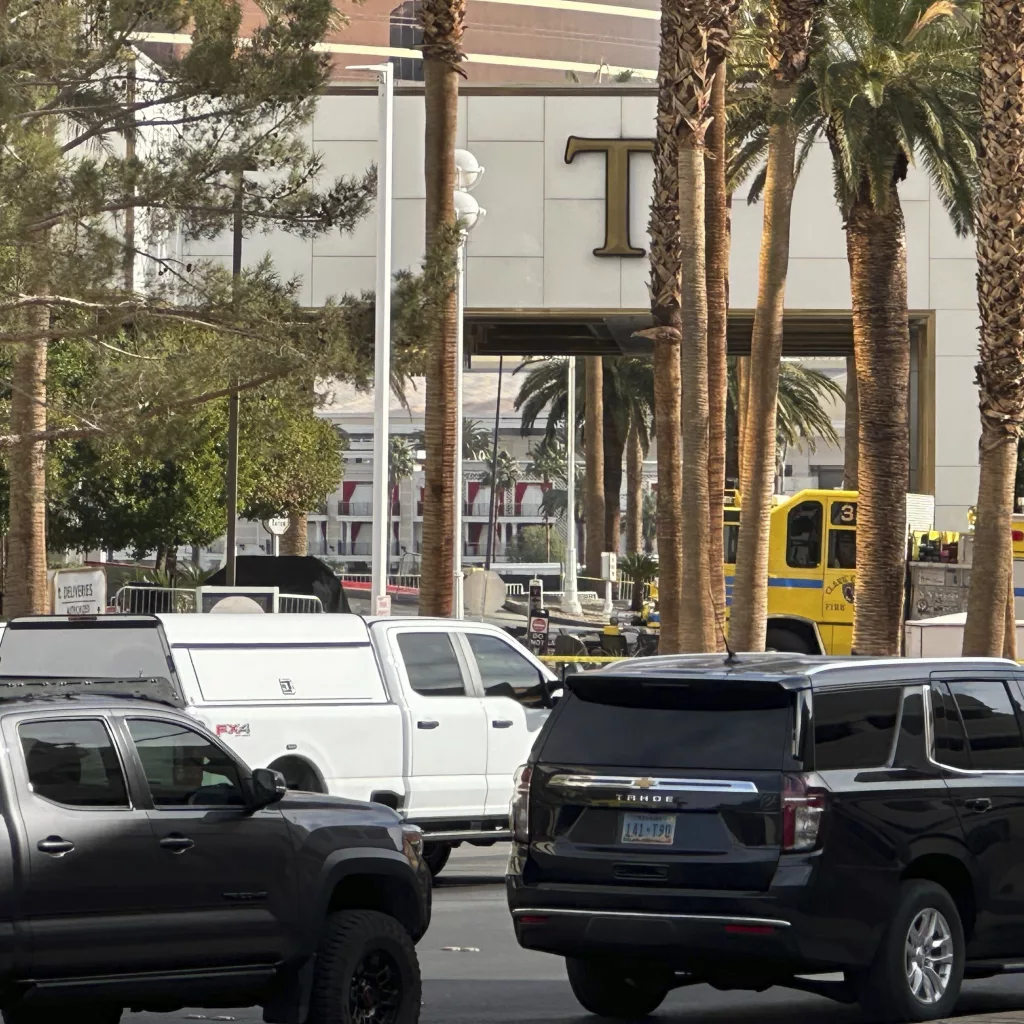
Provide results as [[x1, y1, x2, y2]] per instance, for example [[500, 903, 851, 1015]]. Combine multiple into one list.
[[510, 764, 533, 842], [782, 773, 826, 852]]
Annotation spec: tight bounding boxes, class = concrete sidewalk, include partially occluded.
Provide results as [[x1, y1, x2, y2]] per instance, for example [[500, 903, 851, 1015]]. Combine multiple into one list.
[[941, 1016, 1024, 1023]]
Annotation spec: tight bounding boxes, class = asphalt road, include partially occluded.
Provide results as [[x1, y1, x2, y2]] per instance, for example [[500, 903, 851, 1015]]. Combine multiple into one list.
[[137, 845, 1024, 1024]]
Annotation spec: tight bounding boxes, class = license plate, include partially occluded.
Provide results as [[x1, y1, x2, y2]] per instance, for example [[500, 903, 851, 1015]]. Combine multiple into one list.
[[621, 812, 675, 845]]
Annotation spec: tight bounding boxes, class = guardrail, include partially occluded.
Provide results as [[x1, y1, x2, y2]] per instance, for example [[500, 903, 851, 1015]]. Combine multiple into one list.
[[113, 585, 324, 613]]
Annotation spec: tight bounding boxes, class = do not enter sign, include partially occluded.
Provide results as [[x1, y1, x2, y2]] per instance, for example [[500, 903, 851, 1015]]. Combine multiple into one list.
[[527, 610, 550, 655], [530, 616, 548, 634]]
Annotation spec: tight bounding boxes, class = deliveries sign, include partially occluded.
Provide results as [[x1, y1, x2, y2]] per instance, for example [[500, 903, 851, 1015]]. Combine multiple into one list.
[[52, 569, 106, 615]]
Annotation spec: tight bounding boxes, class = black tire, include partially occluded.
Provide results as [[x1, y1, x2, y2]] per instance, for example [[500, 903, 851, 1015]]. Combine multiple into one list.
[[4, 1008, 121, 1024], [856, 880, 964, 1022], [422, 842, 451, 878], [765, 627, 813, 654], [308, 909, 420, 1024], [566, 957, 670, 1019]]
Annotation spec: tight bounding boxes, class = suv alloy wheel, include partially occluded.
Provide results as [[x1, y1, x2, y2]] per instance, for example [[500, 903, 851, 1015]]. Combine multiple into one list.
[[856, 880, 964, 1022]]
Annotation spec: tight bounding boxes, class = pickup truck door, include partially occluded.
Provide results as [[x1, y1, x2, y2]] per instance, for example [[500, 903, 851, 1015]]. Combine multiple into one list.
[[389, 629, 488, 822], [458, 631, 552, 818], [7, 714, 159, 978], [118, 714, 298, 970]]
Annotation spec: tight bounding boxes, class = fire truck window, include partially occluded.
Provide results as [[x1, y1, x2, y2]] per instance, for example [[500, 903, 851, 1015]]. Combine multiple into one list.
[[723, 525, 739, 564], [828, 530, 857, 570], [786, 501, 823, 570]]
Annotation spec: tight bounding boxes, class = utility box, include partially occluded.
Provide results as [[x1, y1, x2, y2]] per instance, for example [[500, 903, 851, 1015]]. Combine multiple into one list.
[[600, 552, 617, 581]]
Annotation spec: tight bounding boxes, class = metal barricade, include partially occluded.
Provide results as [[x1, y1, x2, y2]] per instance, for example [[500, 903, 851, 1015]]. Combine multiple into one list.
[[113, 585, 197, 614], [278, 594, 324, 614]]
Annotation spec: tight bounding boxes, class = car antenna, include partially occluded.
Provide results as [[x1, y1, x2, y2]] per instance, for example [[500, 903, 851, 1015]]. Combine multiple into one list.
[[707, 578, 739, 665]]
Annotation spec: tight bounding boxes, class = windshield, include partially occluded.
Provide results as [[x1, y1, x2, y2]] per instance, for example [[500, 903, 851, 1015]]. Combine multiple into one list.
[[542, 676, 795, 771], [0, 621, 174, 685]]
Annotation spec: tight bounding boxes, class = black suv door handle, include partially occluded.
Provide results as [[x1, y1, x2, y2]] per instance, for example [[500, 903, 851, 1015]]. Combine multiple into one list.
[[417, 720, 439, 730], [492, 719, 514, 729], [965, 797, 993, 813], [159, 834, 195, 853], [37, 836, 74, 856]]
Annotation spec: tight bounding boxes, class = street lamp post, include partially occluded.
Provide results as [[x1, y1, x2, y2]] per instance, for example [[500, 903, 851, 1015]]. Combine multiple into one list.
[[563, 357, 582, 616], [452, 149, 485, 619], [348, 63, 395, 612]]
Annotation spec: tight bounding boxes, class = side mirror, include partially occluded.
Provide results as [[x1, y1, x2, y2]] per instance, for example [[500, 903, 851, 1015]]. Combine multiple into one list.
[[249, 767, 287, 811]]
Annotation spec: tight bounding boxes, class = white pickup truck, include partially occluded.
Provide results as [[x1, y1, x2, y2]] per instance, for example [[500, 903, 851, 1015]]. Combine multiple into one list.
[[0, 612, 558, 876]]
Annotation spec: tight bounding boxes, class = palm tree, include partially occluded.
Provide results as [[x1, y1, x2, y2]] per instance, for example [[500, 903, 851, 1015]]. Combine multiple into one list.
[[462, 419, 492, 462], [515, 356, 654, 566], [620, 552, 659, 612], [388, 436, 418, 558], [964, 1, 1021, 656], [732, 0, 979, 655], [729, 0, 822, 654], [419, 0, 465, 616], [528, 435, 566, 561], [625, 422, 645, 555], [641, 0, 737, 652], [481, 449, 522, 561]]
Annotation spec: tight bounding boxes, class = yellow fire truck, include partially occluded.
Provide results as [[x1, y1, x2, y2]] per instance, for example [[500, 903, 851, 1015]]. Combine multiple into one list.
[[723, 489, 936, 655]]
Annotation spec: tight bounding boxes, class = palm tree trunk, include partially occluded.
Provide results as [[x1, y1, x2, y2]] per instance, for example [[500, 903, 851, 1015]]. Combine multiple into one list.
[[6, 330, 48, 617], [603, 409, 625, 556], [678, 135, 716, 653], [584, 355, 605, 581], [964, 0, 1024, 657], [966, 428, 1016, 655], [281, 513, 308, 556], [730, 94, 799, 652], [645, 0, 684, 652], [419, 0, 464, 616], [706, 62, 730, 643], [735, 356, 751, 486], [625, 421, 643, 555], [844, 353, 859, 489], [1004, 534, 1018, 660], [848, 188, 910, 656]]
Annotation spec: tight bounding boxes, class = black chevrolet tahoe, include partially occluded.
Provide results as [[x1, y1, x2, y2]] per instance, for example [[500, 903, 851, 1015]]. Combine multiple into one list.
[[0, 680, 430, 1024], [507, 653, 1024, 1022]]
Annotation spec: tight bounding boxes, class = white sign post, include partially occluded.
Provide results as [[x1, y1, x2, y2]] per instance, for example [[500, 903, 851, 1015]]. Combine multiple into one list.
[[266, 517, 288, 557], [53, 568, 106, 615], [600, 551, 617, 618]]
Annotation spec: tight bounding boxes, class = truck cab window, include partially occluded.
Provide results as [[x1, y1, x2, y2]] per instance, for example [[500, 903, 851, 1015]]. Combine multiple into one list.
[[20, 719, 129, 808], [828, 529, 857, 570], [127, 719, 243, 807], [466, 634, 547, 707], [786, 501, 823, 570], [397, 633, 467, 697]]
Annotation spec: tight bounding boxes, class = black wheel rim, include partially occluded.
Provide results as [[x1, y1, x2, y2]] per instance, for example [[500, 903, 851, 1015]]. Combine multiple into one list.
[[348, 948, 403, 1024]]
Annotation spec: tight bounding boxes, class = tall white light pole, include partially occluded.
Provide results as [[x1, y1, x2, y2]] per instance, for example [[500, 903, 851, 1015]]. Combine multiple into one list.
[[452, 150, 485, 619], [350, 63, 394, 610], [563, 356, 582, 616]]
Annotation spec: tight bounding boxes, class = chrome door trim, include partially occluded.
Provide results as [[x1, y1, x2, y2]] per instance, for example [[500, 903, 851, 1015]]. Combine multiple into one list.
[[512, 907, 790, 928]]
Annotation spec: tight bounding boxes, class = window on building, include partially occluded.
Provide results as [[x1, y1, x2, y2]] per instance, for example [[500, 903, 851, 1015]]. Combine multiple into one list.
[[786, 501, 823, 569], [816, 466, 845, 490], [397, 633, 467, 696], [21, 719, 129, 808], [390, 1, 424, 82], [813, 687, 902, 770]]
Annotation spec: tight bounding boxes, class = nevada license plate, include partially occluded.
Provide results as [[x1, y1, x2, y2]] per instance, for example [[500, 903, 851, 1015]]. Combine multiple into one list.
[[621, 812, 675, 845]]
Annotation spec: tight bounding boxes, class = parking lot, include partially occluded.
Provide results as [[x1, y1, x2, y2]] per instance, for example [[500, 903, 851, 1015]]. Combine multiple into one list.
[[130, 847, 1024, 1024]]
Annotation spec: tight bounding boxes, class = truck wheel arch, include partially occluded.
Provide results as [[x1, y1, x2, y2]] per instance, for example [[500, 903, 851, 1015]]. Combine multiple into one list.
[[309, 850, 428, 951], [765, 616, 825, 655], [268, 756, 326, 794]]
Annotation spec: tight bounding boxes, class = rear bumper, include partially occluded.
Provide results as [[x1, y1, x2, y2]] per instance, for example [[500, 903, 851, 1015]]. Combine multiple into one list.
[[506, 849, 883, 974]]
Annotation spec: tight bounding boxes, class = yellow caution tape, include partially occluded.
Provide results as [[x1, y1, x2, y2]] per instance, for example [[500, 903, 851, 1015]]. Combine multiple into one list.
[[539, 655, 629, 663]]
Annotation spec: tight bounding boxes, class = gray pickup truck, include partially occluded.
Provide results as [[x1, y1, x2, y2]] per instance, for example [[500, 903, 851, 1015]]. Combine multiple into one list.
[[0, 680, 430, 1024]]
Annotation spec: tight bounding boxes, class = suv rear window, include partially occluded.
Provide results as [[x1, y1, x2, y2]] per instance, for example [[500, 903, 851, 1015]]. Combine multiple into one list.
[[813, 687, 902, 771], [541, 676, 794, 771]]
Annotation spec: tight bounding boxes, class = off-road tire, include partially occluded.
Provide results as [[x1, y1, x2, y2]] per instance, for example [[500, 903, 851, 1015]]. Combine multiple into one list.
[[307, 909, 421, 1024], [856, 879, 964, 1022], [422, 843, 451, 879], [566, 957, 670, 1019]]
